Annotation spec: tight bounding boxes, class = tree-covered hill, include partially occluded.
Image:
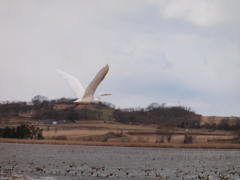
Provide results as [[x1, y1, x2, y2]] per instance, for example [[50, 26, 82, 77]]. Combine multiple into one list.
[[0, 95, 239, 130]]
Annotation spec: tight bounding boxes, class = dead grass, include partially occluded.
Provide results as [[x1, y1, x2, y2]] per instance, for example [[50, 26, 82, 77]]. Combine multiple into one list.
[[43, 129, 109, 139], [40, 121, 156, 131], [75, 132, 128, 142], [127, 131, 228, 136], [201, 116, 237, 125], [55, 135, 67, 140], [1, 138, 240, 149]]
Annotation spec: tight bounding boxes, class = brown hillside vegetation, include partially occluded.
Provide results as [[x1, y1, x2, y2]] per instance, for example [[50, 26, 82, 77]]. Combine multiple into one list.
[[1, 99, 240, 149], [54, 103, 111, 110]]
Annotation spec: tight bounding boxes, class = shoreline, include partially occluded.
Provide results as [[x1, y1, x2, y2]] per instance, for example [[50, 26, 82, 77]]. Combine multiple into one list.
[[1, 138, 240, 149]]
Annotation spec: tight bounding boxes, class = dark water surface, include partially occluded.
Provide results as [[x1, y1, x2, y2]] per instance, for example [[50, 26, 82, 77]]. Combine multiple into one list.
[[0, 143, 240, 179]]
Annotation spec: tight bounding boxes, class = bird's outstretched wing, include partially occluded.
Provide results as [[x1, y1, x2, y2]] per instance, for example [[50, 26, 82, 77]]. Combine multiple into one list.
[[55, 68, 85, 99], [82, 64, 109, 100]]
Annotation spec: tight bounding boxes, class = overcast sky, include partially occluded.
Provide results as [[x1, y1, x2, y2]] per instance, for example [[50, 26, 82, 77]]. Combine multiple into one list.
[[0, 0, 239, 116]]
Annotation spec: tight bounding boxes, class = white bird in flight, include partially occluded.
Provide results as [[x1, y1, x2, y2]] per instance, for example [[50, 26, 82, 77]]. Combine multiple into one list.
[[55, 64, 111, 104]]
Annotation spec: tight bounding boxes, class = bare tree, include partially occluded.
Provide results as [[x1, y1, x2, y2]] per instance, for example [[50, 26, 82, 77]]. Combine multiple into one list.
[[205, 116, 216, 129], [47, 125, 50, 138], [218, 118, 231, 130], [156, 123, 174, 143], [165, 131, 174, 143], [31, 95, 48, 106], [54, 127, 58, 138], [156, 131, 165, 143], [147, 102, 160, 112], [183, 134, 196, 144]]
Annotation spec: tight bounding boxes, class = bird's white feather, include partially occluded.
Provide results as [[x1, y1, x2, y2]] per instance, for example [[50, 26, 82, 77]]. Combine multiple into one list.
[[81, 64, 109, 101], [55, 68, 85, 99]]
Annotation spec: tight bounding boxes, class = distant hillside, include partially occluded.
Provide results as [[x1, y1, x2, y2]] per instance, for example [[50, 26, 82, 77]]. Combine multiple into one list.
[[54, 103, 113, 110], [53, 103, 114, 121], [113, 104, 202, 128], [0, 99, 239, 130]]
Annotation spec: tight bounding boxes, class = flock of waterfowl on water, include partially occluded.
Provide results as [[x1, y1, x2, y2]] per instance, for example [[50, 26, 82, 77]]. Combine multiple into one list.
[[1, 158, 240, 179], [1, 143, 240, 180]]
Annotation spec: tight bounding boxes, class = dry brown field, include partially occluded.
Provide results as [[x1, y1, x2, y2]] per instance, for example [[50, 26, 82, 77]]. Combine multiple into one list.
[[40, 120, 232, 141], [1, 119, 239, 149]]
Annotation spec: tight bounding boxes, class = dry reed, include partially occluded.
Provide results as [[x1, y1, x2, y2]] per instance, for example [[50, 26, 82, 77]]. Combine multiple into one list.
[[127, 131, 228, 136], [1, 138, 240, 149]]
